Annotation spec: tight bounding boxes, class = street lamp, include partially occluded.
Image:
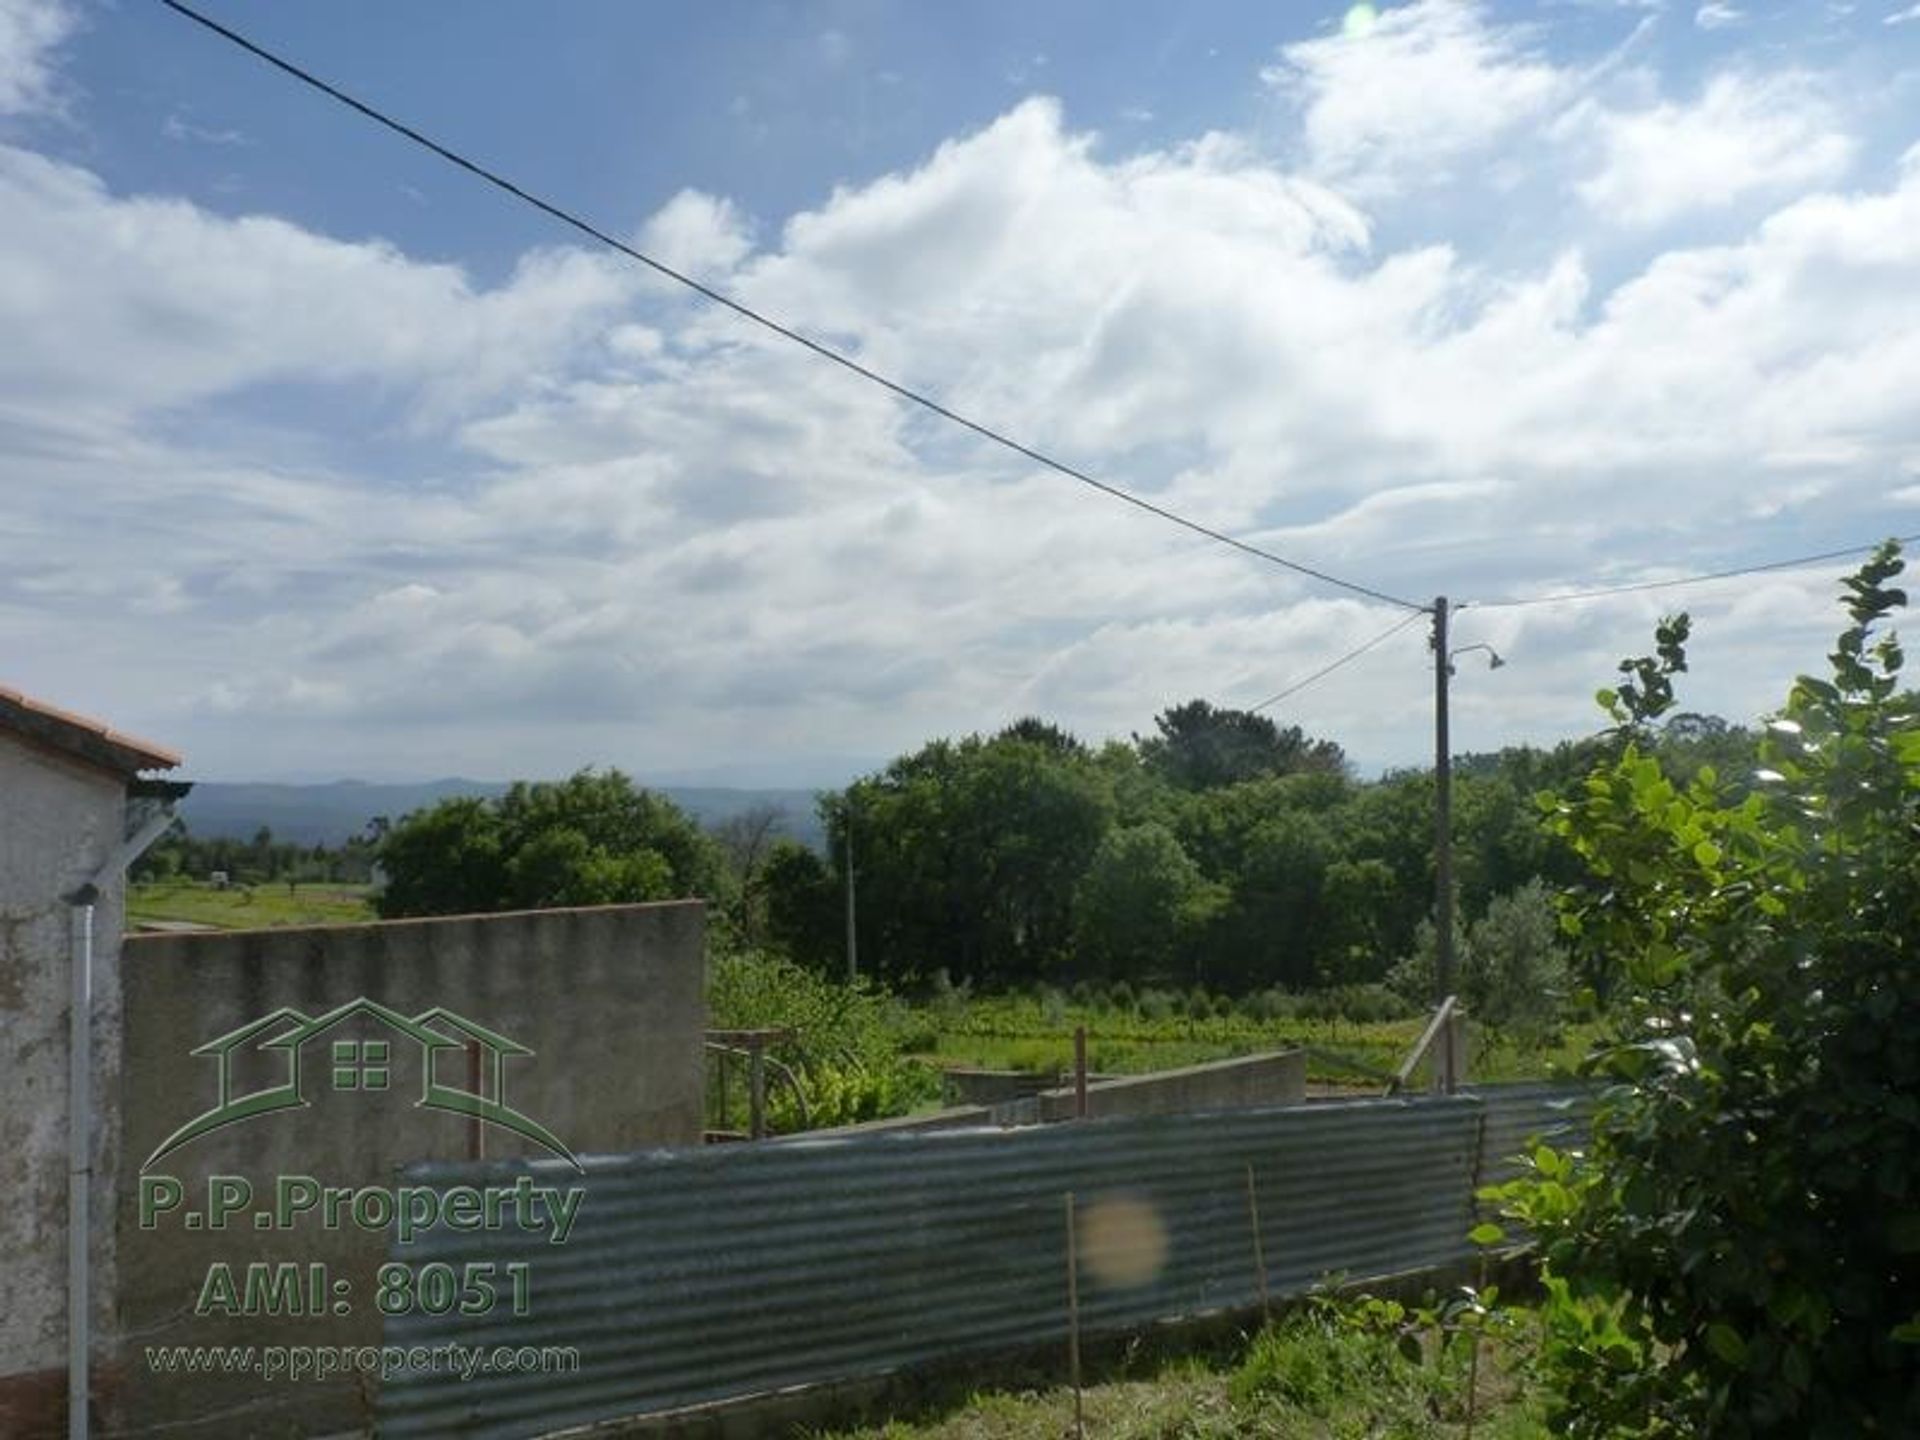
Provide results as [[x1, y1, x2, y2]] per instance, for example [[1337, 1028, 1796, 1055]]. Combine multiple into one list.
[[1430, 597, 1505, 1093], [1449, 643, 1505, 674]]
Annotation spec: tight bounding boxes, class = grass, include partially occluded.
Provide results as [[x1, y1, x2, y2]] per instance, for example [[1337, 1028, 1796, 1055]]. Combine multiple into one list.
[[127, 879, 376, 931], [810, 1307, 1549, 1439], [900, 993, 1589, 1092]]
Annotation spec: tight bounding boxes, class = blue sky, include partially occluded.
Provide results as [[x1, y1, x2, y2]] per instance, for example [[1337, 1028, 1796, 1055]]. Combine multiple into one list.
[[3, 0, 1919, 783]]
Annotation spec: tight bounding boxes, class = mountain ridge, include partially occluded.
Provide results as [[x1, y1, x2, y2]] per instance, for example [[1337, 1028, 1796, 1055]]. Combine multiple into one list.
[[176, 778, 828, 850]]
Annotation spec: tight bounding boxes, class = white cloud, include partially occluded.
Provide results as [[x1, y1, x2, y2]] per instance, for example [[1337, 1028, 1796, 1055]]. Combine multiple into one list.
[[0, 0, 74, 115], [0, 56, 1911, 779], [0, 146, 638, 427], [1886, 4, 1920, 25], [638, 189, 755, 280], [162, 114, 249, 147], [1695, 2, 1744, 28], [1263, 0, 1571, 196], [1573, 72, 1854, 227]]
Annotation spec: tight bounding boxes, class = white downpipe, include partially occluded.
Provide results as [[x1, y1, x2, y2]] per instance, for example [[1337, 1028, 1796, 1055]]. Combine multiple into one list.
[[68, 902, 93, 1440], [66, 803, 179, 1440]]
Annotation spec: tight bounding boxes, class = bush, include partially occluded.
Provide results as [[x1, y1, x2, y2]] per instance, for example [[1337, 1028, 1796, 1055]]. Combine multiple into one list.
[[1245, 986, 1302, 1022], [1138, 987, 1177, 1022], [1492, 545, 1920, 1437], [1294, 983, 1414, 1024], [1387, 879, 1570, 1040], [707, 949, 940, 1130]]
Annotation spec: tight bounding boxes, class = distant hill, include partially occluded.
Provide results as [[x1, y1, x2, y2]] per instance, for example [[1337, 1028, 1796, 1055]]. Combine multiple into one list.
[[177, 779, 827, 850]]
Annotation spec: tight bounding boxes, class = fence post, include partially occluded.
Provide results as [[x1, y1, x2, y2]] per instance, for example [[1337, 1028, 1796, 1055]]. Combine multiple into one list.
[[1246, 1163, 1271, 1320], [1073, 1026, 1088, 1120], [749, 1035, 768, 1141], [1065, 1190, 1084, 1438]]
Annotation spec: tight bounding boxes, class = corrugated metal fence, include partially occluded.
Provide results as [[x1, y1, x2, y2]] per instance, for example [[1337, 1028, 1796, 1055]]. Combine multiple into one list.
[[380, 1082, 1588, 1437]]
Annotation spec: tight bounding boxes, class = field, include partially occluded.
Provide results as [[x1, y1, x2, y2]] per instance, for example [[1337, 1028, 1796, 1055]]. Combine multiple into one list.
[[895, 991, 1588, 1094], [708, 955, 1589, 1134], [815, 1305, 1547, 1439], [126, 880, 376, 931]]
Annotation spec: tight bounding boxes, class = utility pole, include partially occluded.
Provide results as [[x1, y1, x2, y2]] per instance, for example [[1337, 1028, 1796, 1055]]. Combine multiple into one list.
[[1432, 595, 1456, 1092], [844, 805, 858, 984]]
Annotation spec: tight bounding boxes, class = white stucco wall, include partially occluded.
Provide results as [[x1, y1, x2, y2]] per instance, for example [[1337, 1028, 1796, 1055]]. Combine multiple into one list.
[[0, 736, 127, 1393]]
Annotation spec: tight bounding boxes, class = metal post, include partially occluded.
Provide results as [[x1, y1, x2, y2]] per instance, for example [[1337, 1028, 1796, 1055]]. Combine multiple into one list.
[[68, 903, 92, 1440], [1433, 595, 1457, 1094]]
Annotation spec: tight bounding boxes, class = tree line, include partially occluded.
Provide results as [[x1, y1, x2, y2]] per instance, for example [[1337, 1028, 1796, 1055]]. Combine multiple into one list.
[[358, 696, 1761, 1011], [133, 824, 380, 887]]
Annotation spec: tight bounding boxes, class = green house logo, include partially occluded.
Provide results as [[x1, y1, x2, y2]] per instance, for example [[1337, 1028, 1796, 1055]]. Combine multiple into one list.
[[142, 997, 581, 1171]]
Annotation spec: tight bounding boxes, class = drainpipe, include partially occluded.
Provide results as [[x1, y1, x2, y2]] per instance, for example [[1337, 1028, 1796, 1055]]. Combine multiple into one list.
[[65, 802, 180, 1440]]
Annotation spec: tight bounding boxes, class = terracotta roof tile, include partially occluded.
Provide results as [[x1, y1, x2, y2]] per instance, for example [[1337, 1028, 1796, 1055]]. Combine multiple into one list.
[[0, 684, 182, 776]]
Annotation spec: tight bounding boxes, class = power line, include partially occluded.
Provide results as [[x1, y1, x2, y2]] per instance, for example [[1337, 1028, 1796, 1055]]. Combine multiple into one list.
[[1470, 532, 1920, 610], [157, 0, 1424, 614], [1246, 611, 1426, 713]]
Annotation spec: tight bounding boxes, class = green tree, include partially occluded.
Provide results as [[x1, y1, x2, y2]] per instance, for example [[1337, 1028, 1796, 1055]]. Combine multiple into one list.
[[373, 796, 506, 916], [1386, 879, 1568, 1038], [375, 769, 720, 917], [827, 728, 1114, 985], [760, 839, 840, 973], [1492, 543, 1920, 1437], [1137, 699, 1346, 790], [1072, 822, 1221, 984]]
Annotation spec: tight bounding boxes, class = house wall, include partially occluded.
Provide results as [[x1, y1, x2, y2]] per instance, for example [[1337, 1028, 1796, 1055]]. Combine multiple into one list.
[[0, 737, 130, 1437], [115, 901, 705, 1437]]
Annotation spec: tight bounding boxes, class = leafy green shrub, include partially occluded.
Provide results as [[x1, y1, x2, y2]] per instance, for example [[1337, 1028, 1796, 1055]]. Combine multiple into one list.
[[1491, 544, 1920, 1437], [1294, 982, 1415, 1024], [1230, 1300, 1477, 1426], [1244, 985, 1300, 1022], [1388, 879, 1570, 1040], [1138, 987, 1177, 1022], [1232, 1310, 1405, 1409], [707, 949, 940, 1130]]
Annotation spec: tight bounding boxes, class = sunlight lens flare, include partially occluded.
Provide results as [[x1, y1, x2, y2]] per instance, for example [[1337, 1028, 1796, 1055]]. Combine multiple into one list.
[[1077, 1194, 1170, 1289]]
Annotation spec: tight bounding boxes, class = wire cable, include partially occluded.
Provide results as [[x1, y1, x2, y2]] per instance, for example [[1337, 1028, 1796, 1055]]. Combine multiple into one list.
[[1246, 610, 1427, 713], [1471, 532, 1920, 610], [157, 0, 1424, 613]]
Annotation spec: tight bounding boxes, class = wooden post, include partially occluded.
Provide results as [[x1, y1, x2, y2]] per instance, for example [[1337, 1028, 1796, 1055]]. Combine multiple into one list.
[[1065, 1191, 1084, 1439], [1245, 1163, 1270, 1319], [748, 1035, 768, 1140], [466, 1038, 485, 1160], [1073, 1026, 1088, 1120]]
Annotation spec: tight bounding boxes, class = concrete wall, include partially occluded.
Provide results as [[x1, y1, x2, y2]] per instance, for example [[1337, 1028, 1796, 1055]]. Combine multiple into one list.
[[0, 736, 130, 1437], [803, 1051, 1308, 1140], [1033, 1050, 1306, 1122], [114, 901, 705, 1437], [941, 1068, 1053, 1107]]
